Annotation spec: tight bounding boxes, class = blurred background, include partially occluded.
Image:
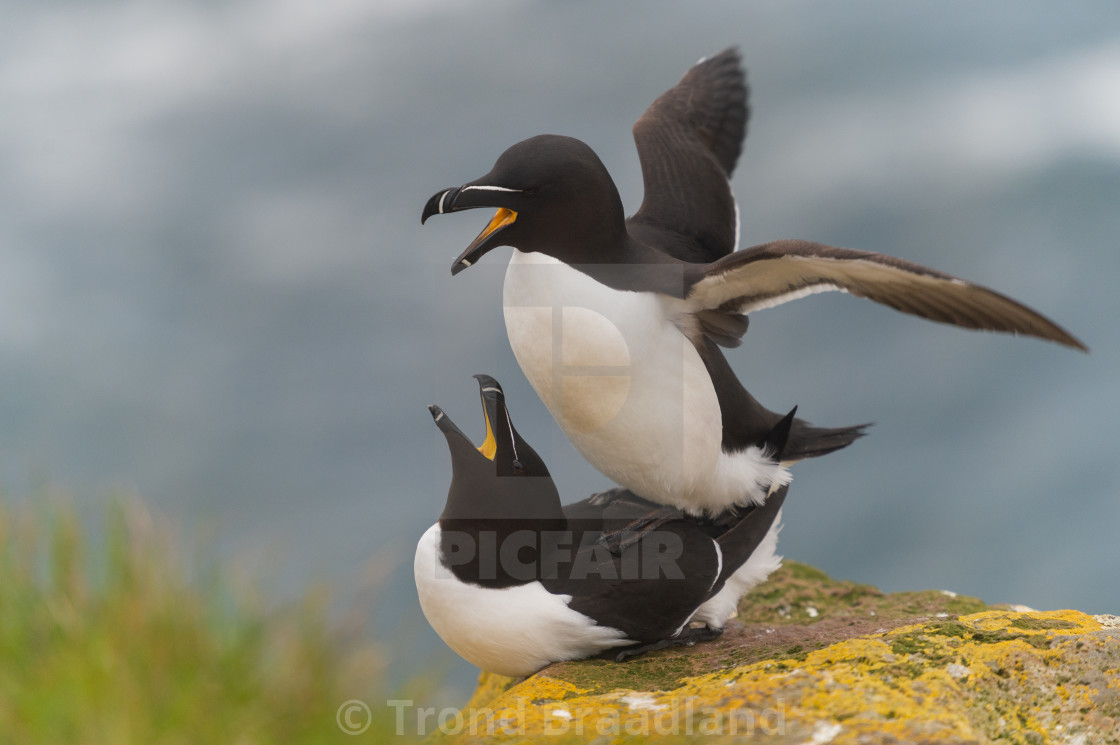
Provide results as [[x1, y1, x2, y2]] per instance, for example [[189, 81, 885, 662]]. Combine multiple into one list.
[[2, 0, 1117, 703]]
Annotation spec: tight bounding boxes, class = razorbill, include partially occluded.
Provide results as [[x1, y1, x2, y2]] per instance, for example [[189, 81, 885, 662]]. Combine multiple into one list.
[[415, 375, 789, 677], [420, 48, 1086, 515]]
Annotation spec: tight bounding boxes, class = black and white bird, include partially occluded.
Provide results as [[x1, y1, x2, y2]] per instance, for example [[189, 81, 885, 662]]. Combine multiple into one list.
[[415, 375, 789, 677], [421, 48, 1086, 516]]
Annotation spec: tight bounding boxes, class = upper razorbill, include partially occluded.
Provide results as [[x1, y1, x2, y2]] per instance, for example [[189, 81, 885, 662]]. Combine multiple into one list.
[[415, 374, 788, 677], [420, 48, 1086, 515]]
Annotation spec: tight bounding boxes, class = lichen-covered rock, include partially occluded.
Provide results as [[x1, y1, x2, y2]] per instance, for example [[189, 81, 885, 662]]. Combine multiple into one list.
[[441, 562, 1120, 744]]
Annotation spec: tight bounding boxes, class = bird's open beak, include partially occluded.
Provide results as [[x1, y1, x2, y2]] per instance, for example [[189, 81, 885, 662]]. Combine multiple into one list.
[[428, 375, 508, 462], [421, 185, 520, 275], [473, 374, 507, 461]]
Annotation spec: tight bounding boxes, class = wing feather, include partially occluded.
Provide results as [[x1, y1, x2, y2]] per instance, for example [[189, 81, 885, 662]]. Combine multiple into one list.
[[688, 240, 1087, 351], [628, 48, 748, 263]]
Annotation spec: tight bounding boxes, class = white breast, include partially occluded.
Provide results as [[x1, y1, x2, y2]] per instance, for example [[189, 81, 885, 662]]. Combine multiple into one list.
[[503, 250, 789, 513], [413, 524, 629, 677]]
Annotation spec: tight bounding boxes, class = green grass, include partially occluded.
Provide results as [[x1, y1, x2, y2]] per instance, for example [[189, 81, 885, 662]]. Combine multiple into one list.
[[0, 495, 411, 744]]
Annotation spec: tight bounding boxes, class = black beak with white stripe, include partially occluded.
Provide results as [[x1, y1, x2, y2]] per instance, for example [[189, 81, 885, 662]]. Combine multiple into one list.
[[422, 184, 526, 275]]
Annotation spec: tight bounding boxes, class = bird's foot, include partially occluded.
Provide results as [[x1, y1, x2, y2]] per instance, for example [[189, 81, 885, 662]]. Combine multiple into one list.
[[613, 625, 724, 662], [598, 504, 684, 554]]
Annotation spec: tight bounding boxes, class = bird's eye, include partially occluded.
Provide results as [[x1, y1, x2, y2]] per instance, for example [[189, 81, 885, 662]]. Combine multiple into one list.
[[512, 459, 524, 474], [523, 187, 538, 196]]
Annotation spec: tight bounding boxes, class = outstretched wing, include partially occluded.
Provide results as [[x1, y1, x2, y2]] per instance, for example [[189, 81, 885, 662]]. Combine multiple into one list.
[[628, 48, 748, 263], [688, 239, 1087, 351]]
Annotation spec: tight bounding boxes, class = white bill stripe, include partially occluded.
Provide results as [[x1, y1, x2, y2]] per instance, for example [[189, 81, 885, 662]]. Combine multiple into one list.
[[461, 185, 523, 194]]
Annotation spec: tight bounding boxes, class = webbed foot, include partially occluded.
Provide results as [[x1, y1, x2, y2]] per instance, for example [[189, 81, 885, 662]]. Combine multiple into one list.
[[613, 625, 724, 662]]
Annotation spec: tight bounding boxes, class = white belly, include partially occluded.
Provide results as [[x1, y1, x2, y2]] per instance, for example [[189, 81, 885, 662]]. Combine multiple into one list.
[[414, 524, 628, 677], [503, 250, 788, 513]]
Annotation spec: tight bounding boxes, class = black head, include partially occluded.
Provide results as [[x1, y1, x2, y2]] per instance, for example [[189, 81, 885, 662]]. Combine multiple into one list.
[[429, 375, 562, 523], [421, 135, 627, 274]]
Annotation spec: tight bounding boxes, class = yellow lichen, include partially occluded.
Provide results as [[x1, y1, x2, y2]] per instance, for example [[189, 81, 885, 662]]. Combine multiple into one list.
[[447, 609, 1118, 744], [459, 672, 517, 712]]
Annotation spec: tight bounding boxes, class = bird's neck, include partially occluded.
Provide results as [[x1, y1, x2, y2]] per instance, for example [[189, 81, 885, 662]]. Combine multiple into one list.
[[438, 487, 568, 588]]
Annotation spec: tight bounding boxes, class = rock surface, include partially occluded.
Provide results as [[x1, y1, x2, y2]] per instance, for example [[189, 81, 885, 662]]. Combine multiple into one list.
[[442, 562, 1120, 744]]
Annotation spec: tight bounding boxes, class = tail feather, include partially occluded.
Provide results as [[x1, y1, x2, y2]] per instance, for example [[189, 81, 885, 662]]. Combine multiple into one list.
[[784, 420, 871, 461], [698, 338, 870, 461]]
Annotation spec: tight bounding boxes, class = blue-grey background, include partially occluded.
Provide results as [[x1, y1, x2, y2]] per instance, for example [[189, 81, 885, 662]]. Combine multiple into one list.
[[2, 0, 1117, 701]]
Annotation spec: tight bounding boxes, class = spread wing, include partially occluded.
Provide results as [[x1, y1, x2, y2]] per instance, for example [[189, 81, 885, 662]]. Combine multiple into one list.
[[628, 48, 748, 263], [688, 239, 1087, 351]]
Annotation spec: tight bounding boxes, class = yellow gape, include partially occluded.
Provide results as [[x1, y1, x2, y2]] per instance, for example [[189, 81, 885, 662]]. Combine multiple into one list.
[[478, 412, 497, 460], [477, 208, 516, 244]]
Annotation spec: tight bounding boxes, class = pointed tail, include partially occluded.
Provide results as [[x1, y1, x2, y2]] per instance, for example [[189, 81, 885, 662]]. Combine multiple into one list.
[[784, 420, 871, 462]]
